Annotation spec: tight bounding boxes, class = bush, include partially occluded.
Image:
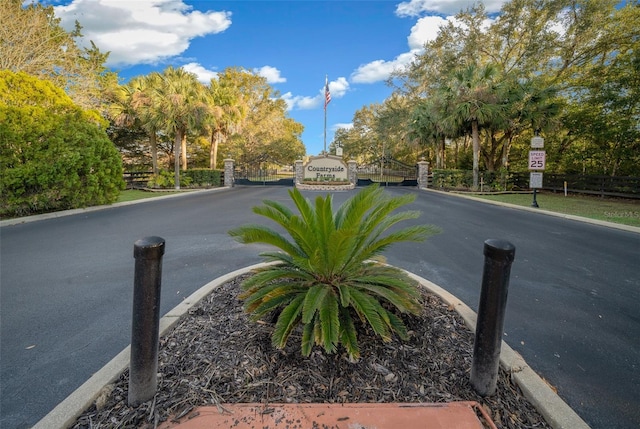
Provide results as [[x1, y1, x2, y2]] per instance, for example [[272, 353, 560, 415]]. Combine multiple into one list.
[[432, 169, 511, 191], [229, 185, 440, 360], [146, 170, 193, 188], [183, 169, 222, 187], [0, 106, 124, 217], [432, 169, 473, 189]]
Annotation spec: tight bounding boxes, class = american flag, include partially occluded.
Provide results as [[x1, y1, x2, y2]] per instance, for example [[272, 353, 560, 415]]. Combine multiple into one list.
[[324, 77, 331, 109]]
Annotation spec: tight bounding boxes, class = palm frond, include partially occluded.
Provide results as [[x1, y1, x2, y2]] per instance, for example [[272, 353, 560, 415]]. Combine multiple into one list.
[[322, 228, 359, 277], [336, 284, 352, 307], [302, 284, 330, 324], [318, 290, 339, 353], [253, 201, 293, 227], [338, 306, 360, 360], [357, 194, 418, 240], [334, 184, 376, 229], [312, 315, 322, 347], [285, 215, 319, 256], [272, 294, 305, 349], [349, 288, 390, 342], [256, 201, 319, 256], [386, 311, 409, 340], [241, 281, 305, 314], [350, 281, 420, 314], [288, 188, 317, 229], [255, 251, 294, 265], [248, 293, 297, 320], [357, 224, 440, 262], [228, 224, 303, 257], [240, 266, 307, 290], [301, 321, 315, 356]]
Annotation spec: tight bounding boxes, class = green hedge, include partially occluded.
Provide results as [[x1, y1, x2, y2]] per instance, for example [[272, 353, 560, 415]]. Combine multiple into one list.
[[183, 169, 222, 187], [146, 169, 221, 188], [432, 169, 511, 191], [0, 107, 124, 217]]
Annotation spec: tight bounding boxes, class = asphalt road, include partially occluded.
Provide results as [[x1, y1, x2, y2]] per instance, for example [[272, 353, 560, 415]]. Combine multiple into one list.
[[1, 186, 638, 428]]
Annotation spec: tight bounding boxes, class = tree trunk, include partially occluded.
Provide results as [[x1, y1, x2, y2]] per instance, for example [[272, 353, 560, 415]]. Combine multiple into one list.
[[482, 130, 500, 172], [472, 120, 479, 190], [501, 136, 512, 169], [174, 129, 182, 189], [181, 133, 187, 171], [210, 130, 220, 170], [150, 128, 158, 175]]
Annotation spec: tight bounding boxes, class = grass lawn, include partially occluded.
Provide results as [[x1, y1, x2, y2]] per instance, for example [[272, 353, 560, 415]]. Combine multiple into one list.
[[472, 191, 640, 227], [116, 189, 181, 203]]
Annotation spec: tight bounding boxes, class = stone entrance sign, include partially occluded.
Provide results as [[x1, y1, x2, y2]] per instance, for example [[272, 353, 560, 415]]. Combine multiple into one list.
[[304, 155, 348, 181]]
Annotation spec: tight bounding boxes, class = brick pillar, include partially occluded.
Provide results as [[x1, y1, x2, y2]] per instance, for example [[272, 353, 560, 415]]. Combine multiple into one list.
[[418, 161, 430, 189], [347, 160, 358, 186], [224, 159, 234, 187], [295, 160, 304, 186]]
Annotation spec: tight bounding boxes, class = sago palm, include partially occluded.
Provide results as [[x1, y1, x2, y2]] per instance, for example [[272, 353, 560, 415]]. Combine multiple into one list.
[[228, 185, 440, 360]]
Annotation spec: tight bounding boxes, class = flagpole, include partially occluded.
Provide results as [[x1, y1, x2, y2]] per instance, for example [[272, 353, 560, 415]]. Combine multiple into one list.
[[323, 108, 327, 154], [323, 75, 327, 154]]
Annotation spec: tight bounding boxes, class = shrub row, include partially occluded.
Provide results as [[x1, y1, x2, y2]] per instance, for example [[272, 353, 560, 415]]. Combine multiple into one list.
[[431, 169, 511, 191], [146, 169, 222, 188]]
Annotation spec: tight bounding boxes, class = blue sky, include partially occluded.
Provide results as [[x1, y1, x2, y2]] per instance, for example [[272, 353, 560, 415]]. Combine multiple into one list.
[[48, 0, 511, 156]]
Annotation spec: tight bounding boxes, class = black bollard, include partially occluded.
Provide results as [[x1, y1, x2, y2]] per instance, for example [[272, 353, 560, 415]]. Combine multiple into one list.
[[470, 239, 516, 397], [128, 236, 165, 406]]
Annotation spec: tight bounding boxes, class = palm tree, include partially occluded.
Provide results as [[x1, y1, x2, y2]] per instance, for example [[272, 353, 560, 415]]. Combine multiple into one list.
[[409, 96, 453, 169], [203, 78, 244, 169], [491, 75, 561, 171], [134, 73, 163, 175], [228, 185, 440, 360], [441, 64, 504, 190], [155, 67, 208, 189], [108, 74, 163, 174]]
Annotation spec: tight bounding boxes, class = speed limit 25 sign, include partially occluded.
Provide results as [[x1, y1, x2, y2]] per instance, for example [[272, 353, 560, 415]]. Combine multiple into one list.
[[528, 150, 546, 170]]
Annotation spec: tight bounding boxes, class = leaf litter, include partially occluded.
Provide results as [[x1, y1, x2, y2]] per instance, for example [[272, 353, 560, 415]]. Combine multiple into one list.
[[72, 274, 550, 428]]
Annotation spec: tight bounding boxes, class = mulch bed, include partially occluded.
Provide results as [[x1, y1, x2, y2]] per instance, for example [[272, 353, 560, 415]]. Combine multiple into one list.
[[72, 274, 550, 429]]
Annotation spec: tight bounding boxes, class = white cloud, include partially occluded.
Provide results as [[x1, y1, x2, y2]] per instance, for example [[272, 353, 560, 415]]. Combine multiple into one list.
[[396, 0, 507, 17], [350, 51, 418, 84], [281, 93, 318, 111], [53, 0, 232, 67], [280, 77, 349, 111], [254, 66, 286, 84], [333, 123, 353, 131], [327, 77, 349, 99], [350, 2, 498, 85], [182, 62, 218, 84], [408, 15, 450, 49]]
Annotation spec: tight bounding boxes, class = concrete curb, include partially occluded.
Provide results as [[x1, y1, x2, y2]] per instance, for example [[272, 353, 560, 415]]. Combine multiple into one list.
[[423, 188, 640, 234], [32, 262, 272, 429], [405, 272, 591, 429], [0, 187, 230, 228], [34, 264, 590, 429]]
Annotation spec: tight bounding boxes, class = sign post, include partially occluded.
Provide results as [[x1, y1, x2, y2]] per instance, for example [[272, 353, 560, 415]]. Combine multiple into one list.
[[528, 136, 545, 208]]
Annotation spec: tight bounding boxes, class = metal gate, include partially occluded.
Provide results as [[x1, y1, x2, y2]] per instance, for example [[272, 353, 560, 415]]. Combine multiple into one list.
[[356, 157, 418, 187], [234, 161, 294, 186]]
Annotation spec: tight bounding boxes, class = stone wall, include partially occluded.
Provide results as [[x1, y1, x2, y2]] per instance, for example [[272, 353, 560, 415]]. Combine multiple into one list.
[[295, 160, 304, 185], [418, 161, 430, 189], [347, 161, 357, 186], [224, 159, 234, 187]]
